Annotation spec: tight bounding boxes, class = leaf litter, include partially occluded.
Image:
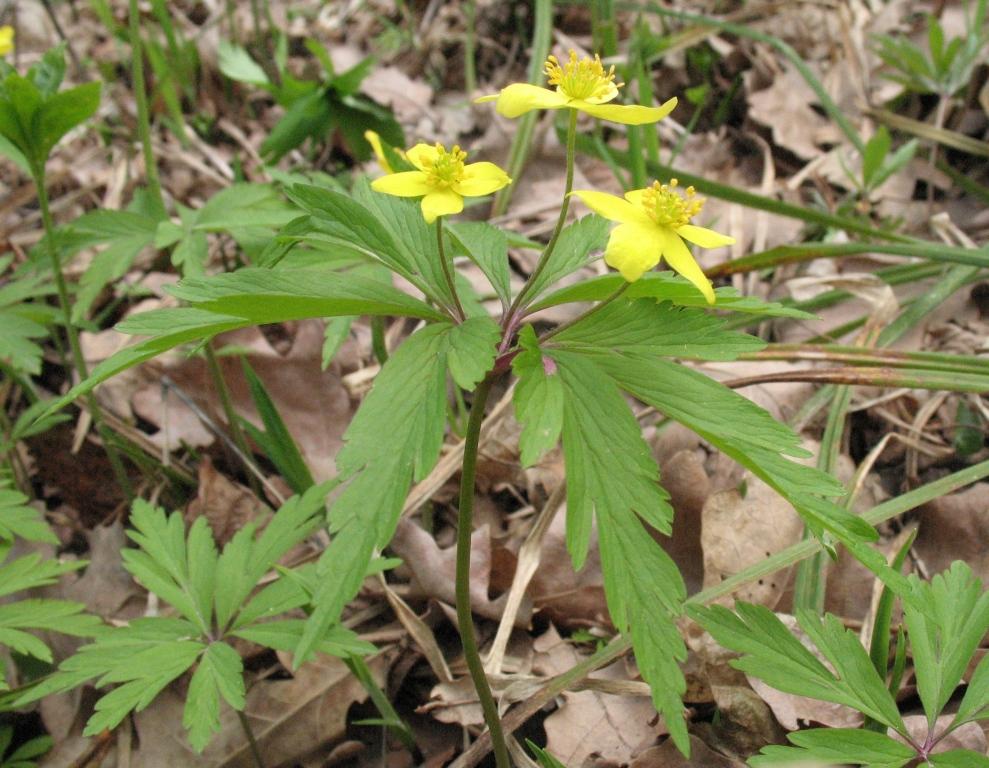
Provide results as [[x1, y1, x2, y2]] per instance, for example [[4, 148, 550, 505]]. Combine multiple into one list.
[[2, 0, 989, 765]]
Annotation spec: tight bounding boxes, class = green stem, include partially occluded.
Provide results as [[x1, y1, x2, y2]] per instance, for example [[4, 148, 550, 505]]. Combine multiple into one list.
[[34, 169, 133, 500], [128, 0, 166, 218], [205, 345, 261, 498], [370, 316, 389, 365], [437, 220, 466, 321], [464, 0, 477, 93], [455, 376, 510, 768], [507, 109, 578, 321], [236, 710, 266, 768]]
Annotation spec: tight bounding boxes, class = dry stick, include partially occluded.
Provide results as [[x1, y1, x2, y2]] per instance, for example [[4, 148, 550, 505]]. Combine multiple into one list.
[[451, 457, 989, 768], [34, 175, 134, 501], [485, 482, 567, 675], [454, 376, 511, 768]]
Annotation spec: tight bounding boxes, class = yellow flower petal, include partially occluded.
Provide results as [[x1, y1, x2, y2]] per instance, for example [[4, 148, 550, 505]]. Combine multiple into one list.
[[421, 190, 464, 223], [573, 95, 678, 125], [0, 25, 13, 57], [623, 188, 646, 206], [371, 171, 432, 197], [603, 223, 661, 282], [364, 130, 394, 174], [405, 143, 440, 172], [660, 229, 715, 304], [454, 161, 512, 197], [571, 190, 653, 226], [675, 224, 735, 249], [490, 83, 569, 118]]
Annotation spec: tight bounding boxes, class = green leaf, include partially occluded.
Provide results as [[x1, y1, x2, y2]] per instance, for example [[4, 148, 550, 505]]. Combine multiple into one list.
[[548, 346, 688, 751], [298, 325, 450, 663], [525, 214, 610, 301], [57, 618, 205, 735], [0, 489, 57, 544], [589, 352, 877, 543], [446, 221, 512, 309], [690, 602, 905, 733], [183, 642, 245, 752], [906, 561, 989, 727], [68, 208, 161, 321], [446, 316, 500, 389], [122, 501, 215, 634], [262, 87, 333, 162], [529, 742, 568, 768], [551, 298, 766, 361], [32, 81, 101, 165], [512, 326, 563, 467], [193, 184, 299, 232], [241, 357, 315, 494], [220, 482, 331, 631], [530, 272, 815, 319], [352, 178, 460, 310], [0, 599, 102, 663], [322, 316, 353, 368], [287, 183, 415, 280], [928, 750, 989, 767], [218, 40, 271, 87], [862, 126, 892, 189], [750, 728, 914, 768], [232, 619, 374, 658]]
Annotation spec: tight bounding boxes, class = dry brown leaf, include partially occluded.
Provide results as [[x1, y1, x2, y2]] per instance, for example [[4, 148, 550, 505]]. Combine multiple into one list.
[[627, 736, 743, 768], [186, 456, 265, 545]]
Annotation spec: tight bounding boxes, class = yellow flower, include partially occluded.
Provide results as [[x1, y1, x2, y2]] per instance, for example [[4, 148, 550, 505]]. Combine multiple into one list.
[[364, 130, 402, 174], [370, 142, 511, 224], [0, 26, 14, 58], [572, 180, 735, 303], [475, 49, 677, 125]]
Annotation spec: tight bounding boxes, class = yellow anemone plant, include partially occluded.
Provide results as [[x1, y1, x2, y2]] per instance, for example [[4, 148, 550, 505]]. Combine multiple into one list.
[[572, 180, 735, 303], [0, 26, 14, 58], [370, 142, 511, 223], [476, 49, 677, 125]]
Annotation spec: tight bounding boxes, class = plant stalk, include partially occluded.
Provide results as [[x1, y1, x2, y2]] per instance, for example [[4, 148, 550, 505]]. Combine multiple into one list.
[[437, 220, 466, 321], [236, 710, 266, 768], [204, 345, 262, 497], [455, 375, 510, 768], [34, 170, 134, 500], [128, 0, 166, 219], [505, 109, 578, 324]]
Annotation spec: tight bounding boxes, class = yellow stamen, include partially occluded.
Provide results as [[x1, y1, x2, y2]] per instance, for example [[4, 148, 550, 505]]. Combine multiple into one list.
[[543, 50, 623, 101], [640, 179, 704, 228], [422, 143, 467, 189]]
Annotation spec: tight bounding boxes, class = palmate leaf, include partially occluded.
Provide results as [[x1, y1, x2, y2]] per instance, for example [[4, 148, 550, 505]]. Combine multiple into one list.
[[297, 323, 451, 663], [447, 316, 500, 390], [0, 489, 57, 544], [517, 340, 689, 751], [122, 501, 217, 635], [71, 622, 206, 736], [689, 602, 906, 734], [906, 562, 989, 728], [750, 728, 915, 768], [183, 642, 245, 752]]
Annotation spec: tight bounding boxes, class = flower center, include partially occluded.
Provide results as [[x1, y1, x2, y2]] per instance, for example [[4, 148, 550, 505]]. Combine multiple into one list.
[[423, 144, 467, 189], [544, 50, 622, 101], [641, 179, 704, 228]]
